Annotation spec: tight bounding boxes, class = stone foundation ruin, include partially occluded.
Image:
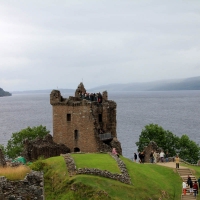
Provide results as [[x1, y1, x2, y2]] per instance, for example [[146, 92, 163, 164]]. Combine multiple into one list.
[[0, 171, 44, 200], [0, 149, 6, 167], [22, 134, 70, 162]]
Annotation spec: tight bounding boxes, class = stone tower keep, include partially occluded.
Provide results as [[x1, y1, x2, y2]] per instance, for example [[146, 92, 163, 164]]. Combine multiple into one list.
[[50, 82, 122, 154]]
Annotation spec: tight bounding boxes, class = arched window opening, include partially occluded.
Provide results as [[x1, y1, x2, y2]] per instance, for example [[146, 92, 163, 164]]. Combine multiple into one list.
[[74, 147, 80, 152]]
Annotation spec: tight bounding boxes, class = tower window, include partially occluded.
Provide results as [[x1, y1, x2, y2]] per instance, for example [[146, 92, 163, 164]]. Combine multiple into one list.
[[99, 114, 102, 122], [74, 130, 79, 140], [67, 114, 71, 121]]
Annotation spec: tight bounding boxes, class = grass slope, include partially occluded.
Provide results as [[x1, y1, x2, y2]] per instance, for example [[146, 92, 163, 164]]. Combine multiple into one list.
[[29, 154, 186, 200]]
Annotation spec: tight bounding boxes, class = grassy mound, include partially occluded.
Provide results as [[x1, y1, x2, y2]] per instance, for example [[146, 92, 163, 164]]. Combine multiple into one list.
[[29, 154, 189, 200], [71, 153, 121, 173]]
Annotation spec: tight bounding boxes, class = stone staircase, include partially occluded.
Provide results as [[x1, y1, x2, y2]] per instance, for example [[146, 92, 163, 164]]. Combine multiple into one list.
[[177, 168, 197, 200]]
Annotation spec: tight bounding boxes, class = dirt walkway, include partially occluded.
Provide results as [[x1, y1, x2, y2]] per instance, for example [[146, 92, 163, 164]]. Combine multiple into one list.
[[156, 161, 187, 169]]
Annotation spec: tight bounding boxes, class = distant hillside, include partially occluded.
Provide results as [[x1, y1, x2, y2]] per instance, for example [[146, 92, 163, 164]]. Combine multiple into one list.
[[0, 88, 12, 97], [12, 88, 74, 95], [90, 76, 200, 92], [151, 76, 200, 91], [10, 76, 200, 94]]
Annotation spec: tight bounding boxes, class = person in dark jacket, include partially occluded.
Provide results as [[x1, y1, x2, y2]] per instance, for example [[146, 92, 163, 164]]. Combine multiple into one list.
[[134, 153, 137, 162], [187, 175, 191, 186], [140, 151, 145, 164], [138, 152, 141, 163], [193, 181, 198, 197]]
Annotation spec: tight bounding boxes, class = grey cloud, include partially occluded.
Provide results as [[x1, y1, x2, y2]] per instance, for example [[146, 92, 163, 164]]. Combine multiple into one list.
[[0, 0, 200, 91]]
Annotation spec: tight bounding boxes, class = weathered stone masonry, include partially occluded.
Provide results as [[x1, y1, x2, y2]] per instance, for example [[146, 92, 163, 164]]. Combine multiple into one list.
[[0, 171, 44, 200], [50, 82, 122, 154]]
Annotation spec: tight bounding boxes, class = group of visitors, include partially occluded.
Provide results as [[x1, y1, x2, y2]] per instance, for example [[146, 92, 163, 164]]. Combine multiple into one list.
[[78, 92, 102, 103], [182, 176, 200, 197], [134, 150, 169, 164], [149, 150, 166, 163]]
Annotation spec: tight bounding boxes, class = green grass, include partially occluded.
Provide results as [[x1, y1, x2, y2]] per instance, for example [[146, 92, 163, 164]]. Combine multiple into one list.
[[71, 153, 121, 174], [121, 157, 181, 200], [29, 154, 185, 200]]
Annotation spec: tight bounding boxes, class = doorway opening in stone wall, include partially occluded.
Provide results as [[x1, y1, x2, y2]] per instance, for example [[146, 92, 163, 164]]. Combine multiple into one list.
[[98, 114, 102, 122], [74, 147, 80, 152]]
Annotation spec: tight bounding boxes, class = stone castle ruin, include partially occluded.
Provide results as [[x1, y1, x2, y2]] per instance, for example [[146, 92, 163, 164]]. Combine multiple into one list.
[[50, 82, 122, 154]]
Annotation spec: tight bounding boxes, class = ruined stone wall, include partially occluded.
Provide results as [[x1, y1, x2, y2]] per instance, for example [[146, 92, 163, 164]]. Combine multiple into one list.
[[22, 134, 70, 162], [0, 149, 6, 167], [0, 171, 44, 200]]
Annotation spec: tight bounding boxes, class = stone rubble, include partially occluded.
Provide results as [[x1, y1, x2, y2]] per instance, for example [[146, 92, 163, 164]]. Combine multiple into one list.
[[0, 171, 44, 200]]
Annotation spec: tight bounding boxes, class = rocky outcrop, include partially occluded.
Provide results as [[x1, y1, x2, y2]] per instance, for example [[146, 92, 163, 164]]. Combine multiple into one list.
[[22, 134, 70, 162], [0, 88, 11, 97], [0, 149, 6, 167], [0, 171, 44, 200]]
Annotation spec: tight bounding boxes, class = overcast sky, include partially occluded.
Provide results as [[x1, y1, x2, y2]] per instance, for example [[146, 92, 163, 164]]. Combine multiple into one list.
[[0, 0, 200, 91]]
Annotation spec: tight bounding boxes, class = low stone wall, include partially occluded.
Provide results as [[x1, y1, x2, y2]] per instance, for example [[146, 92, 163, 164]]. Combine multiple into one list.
[[77, 168, 131, 184], [0, 171, 44, 200], [62, 154, 76, 176], [62, 153, 131, 184], [180, 159, 200, 166]]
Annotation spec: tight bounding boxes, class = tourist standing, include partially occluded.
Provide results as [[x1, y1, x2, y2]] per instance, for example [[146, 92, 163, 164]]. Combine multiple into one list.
[[160, 150, 165, 163], [187, 175, 192, 186], [182, 181, 187, 195], [150, 151, 154, 163], [134, 153, 137, 162], [165, 151, 169, 162], [153, 151, 157, 163], [175, 155, 180, 168], [193, 181, 198, 197], [140, 152, 145, 163], [138, 152, 141, 163]]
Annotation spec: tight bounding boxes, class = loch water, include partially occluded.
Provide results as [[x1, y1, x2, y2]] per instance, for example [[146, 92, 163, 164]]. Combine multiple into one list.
[[0, 90, 200, 159]]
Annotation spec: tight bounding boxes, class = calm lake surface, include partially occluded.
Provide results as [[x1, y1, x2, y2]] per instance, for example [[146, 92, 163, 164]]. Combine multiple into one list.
[[0, 90, 200, 159]]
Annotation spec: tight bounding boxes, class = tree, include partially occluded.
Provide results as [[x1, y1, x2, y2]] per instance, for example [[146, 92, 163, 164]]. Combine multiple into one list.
[[0, 144, 6, 155], [178, 135, 200, 163], [136, 124, 179, 156], [136, 124, 200, 163], [5, 125, 49, 159]]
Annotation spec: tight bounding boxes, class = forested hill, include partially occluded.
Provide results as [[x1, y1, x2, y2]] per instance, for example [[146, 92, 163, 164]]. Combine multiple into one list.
[[90, 76, 200, 92], [0, 88, 12, 97]]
